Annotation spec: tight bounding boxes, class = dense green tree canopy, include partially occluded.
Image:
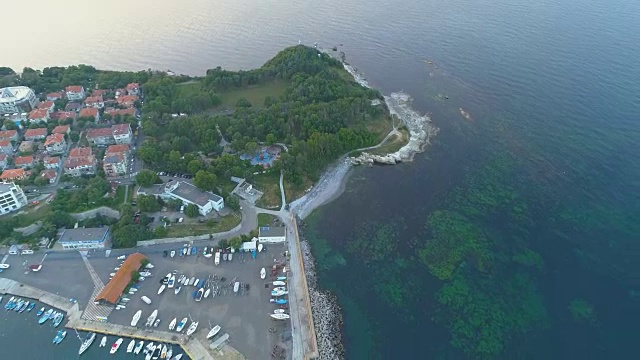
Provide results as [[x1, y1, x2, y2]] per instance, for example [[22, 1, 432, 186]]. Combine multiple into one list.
[[135, 169, 161, 187]]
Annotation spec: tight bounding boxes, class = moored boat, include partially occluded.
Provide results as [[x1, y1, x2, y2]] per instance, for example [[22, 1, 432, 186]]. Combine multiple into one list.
[[18, 300, 30, 313], [170, 250, 175, 258], [39, 309, 54, 324], [153, 318, 161, 327], [204, 288, 211, 298], [173, 354, 184, 360], [270, 298, 287, 304], [273, 281, 286, 286], [166, 346, 173, 359], [145, 343, 156, 360], [161, 344, 167, 358], [36, 307, 45, 316], [167, 274, 175, 288], [174, 286, 181, 295], [168, 317, 177, 330], [195, 288, 204, 302], [277, 276, 287, 281], [274, 309, 286, 314], [260, 268, 266, 279], [134, 340, 144, 354], [233, 282, 240, 293], [145, 309, 158, 327], [110, 338, 123, 354], [271, 289, 288, 296], [157, 284, 166, 295], [258, 243, 263, 252], [78, 332, 96, 355], [206, 325, 221, 339], [53, 330, 66, 344], [100, 335, 107, 347], [26, 302, 36, 312], [53, 312, 64, 327], [126, 339, 136, 353]]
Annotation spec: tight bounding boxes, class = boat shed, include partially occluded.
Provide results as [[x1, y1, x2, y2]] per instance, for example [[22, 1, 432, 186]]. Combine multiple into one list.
[[258, 226, 286, 243], [95, 253, 147, 305], [240, 239, 257, 252]]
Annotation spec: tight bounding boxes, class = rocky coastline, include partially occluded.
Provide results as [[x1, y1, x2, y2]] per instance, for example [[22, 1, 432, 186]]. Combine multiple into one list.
[[297, 219, 345, 360]]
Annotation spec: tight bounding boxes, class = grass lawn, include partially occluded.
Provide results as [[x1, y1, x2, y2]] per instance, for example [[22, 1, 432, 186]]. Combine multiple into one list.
[[258, 213, 278, 227], [284, 176, 314, 204], [114, 185, 127, 204], [218, 80, 289, 109], [365, 113, 396, 142], [163, 214, 242, 237], [366, 128, 410, 156], [253, 171, 282, 209]]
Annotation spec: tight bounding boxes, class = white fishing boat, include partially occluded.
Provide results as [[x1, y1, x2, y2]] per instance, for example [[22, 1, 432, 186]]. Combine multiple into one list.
[[110, 338, 123, 354], [170, 250, 175, 258], [260, 267, 266, 279], [126, 339, 136, 353], [176, 317, 188, 332], [258, 243, 263, 252], [157, 284, 166, 295], [186, 321, 199, 336], [233, 282, 240, 293], [134, 340, 144, 355], [100, 336, 107, 347], [174, 286, 181, 295], [274, 309, 286, 314], [168, 318, 177, 330], [131, 310, 142, 326], [78, 332, 96, 355], [145, 309, 158, 327], [204, 288, 211, 298], [273, 281, 286, 286], [270, 313, 290, 320], [206, 325, 221, 339], [141, 296, 152, 305]]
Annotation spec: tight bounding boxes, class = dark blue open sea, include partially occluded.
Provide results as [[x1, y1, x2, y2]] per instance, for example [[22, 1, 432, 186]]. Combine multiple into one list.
[[2, 0, 639, 359]]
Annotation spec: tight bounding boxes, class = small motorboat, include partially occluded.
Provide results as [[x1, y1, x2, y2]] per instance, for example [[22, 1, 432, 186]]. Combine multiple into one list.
[[126, 339, 136, 353], [146, 309, 158, 327], [110, 338, 123, 354], [53, 312, 64, 327], [195, 288, 204, 302], [173, 354, 184, 360], [145, 343, 156, 360], [175, 286, 182, 295], [26, 302, 36, 312], [0, 263, 10, 269], [53, 330, 66, 344], [170, 250, 176, 258], [271, 289, 288, 296], [141, 296, 152, 305], [258, 243, 263, 252], [153, 318, 161, 327], [78, 332, 96, 355], [270, 313, 290, 320], [167, 274, 175, 289], [134, 340, 144, 355], [186, 321, 199, 336], [204, 289, 211, 298], [277, 276, 287, 281], [233, 282, 240, 293], [161, 344, 167, 358], [100, 336, 107, 347], [157, 284, 166, 295], [168, 318, 177, 331], [188, 277, 195, 286], [18, 301, 29, 313], [274, 309, 286, 314], [39, 309, 54, 324], [206, 325, 221, 339], [260, 268, 266, 279], [273, 281, 286, 286], [131, 310, 142, 326], [36, 307, 45, 316], [176, 317, 188, 332], [270, 298, 287, 305], [166, 346, 173, 359], [223, 253, 228, 261]]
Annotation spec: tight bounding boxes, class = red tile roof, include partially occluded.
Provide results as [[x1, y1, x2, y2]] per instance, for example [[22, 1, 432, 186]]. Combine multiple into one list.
[[92, 89, 109, 96], [15, 156, 34, 165], [40, 169, 57, 179], [44, 133, 65, 146], [51, 111, 76, 121], [106, 144, 130, 154], [0, 168, 26, 180], [0, 139, 10, 147], [95, 253, 147, 304], [69, 147, 92, 158], [116, 95, 138, 104], [79, 107, 98, 118], [84, 95, 103, 104], [52, 125, 70, 134], [126, 83, 139, 90], [65, 85, 84, 93], [44, 156, 60, 164], [28, 109, 49, 120], [46, 92, 64, 99], [64, 156, 95, 168], [111, 123, 131, 135], [37, 101, 55, 109], [86, 127, 113, 138], [24, 128, 48, 138], [0, 130, 18, 139]]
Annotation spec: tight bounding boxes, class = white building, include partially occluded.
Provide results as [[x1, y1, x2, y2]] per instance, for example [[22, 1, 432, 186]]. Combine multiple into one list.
[[0, 182, 28, 215], [258, 226, 286, 243], [0, 86, 38, 115], [138, 181, 224, 216], [65, 85, 86, 101]]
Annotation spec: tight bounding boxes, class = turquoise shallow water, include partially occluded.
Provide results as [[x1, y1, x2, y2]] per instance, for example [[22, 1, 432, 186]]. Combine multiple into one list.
[[2, 0, 640, 358]]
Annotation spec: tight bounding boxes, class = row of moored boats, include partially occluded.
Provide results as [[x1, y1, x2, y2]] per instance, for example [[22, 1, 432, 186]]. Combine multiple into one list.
[[3, 296, 66, 344], [81, 333, 184, 359]]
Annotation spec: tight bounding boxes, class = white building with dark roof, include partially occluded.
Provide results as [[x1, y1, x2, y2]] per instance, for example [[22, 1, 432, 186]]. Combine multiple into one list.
[[58, 227, 110, 249], [138, 181, 224, 216]]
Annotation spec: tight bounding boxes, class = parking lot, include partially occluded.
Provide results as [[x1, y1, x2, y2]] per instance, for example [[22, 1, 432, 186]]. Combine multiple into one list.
[[90, 243, 292, 359]]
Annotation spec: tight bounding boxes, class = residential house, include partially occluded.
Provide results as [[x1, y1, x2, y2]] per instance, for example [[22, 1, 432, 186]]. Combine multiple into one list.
[[114, 88, 127, 98], [14, 155, 35, 168], [65, 85, 86, 101], [44, 133, 67, 154], [51, 111, 76, 122], [0, 130, 18, 142], [103, 144, 130, 177], [86, 127, 114, 146], [37, 101, 55, 113], [138, 181, 225, 216], [0, 140, 13, 155], [24, 127, 48, 141], [112, 123, 132, 144], [46, 92, 64, 101], [79, 107, 100, 122], [64, 156, 97, 177], [39, 169, 57, 184], [69, 147, 92, 158], [116, 95, 138, 108], [18, 141, 34, 153], [84, 95, 104, 108], [0, 154, 7, 169], [0, 168, 27, 182], [65, 103, 82, 113], [44, 156, 61, 169], [126, 83, 140, 96], [52, 125, 71, 135], [105, 107, 137, 118], [0, 182, 28, 214], [91, 89, 110, 97], [28, 108, 50, 123]]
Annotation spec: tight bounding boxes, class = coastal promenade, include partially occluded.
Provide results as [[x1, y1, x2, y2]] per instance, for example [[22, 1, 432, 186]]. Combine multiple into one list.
[[0, 277, 82, 320]]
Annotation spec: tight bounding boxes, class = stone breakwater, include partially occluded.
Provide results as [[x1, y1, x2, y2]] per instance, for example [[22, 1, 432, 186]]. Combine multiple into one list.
[[297, 219, 345, 360]]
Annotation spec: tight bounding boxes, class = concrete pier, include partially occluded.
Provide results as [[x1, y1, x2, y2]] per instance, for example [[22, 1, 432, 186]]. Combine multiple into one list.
[[0, 277, 82, 321]]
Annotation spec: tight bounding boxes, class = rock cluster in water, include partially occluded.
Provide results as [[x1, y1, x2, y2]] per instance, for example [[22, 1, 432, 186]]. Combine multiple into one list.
[[297, 219, 345, 360]]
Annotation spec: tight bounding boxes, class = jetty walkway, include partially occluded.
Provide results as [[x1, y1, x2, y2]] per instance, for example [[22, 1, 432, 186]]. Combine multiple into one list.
[[0, 277, 82, 320]]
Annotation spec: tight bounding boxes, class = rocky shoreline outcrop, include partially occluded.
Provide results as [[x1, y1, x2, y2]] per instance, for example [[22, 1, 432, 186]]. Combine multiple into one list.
[[297, 219, 345, 360]]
